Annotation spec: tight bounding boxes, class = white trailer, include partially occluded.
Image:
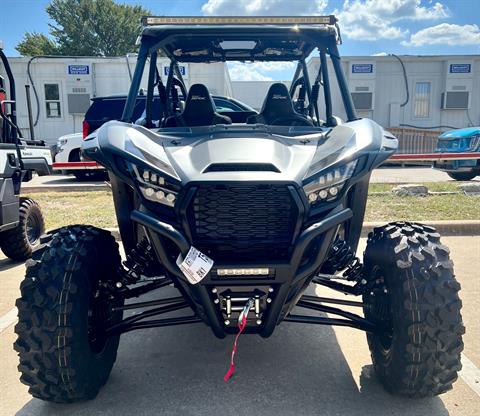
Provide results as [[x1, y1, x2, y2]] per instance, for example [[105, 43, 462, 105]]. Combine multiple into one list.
[[0, 56, 231, 146]]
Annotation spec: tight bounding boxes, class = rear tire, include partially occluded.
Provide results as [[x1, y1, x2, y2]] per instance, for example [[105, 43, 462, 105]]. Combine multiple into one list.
[[14, 225, 123, 402], [363, 222, 464, 397], [447, 171, 477, 181], [0, 197, 44, 261]]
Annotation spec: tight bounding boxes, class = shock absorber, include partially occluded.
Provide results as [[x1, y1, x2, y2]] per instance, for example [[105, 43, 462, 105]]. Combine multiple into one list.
[[322, 238, 363, 282], [122, 238, 161, 283]]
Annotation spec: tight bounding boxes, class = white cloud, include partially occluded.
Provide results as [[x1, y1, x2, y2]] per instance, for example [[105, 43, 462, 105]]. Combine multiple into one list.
[[228, 63, 273, 81], [227, 61, 295, 81], [371, 52, 388, 56], [202, 0, 328, 16], [243, 61, 295, 71], [402, 23, 480, 46], [337, 0, 449, 41], [201, 0, 475, 50]]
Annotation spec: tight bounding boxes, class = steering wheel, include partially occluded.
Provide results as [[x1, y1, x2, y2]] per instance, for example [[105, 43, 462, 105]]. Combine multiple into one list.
[[269, 115, 314, 127]]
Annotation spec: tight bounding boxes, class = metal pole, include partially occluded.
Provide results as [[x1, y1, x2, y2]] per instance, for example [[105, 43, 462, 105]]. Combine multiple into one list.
[[320, 50, 335, 127], [300, 59, 318, 123], [0, 50, 17, 141], [25, 85, 35, 140], [145, 51, 157, 127], [329, 42, 357, 122], [122, 43, 149, 122]]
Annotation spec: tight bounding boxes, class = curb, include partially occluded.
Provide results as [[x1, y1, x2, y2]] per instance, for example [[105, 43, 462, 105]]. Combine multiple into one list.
[[106, 220, 480, 243]]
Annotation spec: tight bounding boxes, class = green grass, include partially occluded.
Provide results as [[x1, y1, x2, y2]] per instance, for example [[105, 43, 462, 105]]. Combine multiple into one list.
[[365, 194, 480, 222], [25, 188, 480, 232], [25, 191, 117, 231]]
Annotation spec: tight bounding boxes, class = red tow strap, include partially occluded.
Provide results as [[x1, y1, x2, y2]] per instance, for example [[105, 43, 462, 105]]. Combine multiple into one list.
[[223, 314, 248, 382]]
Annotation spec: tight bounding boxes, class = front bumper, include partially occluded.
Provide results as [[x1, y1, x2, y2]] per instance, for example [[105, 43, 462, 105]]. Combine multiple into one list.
[[130, 206, 352, 338], [434, 159, 477, 172]]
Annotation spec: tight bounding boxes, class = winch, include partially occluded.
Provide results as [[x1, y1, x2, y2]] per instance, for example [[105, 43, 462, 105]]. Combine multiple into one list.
[[210, 285, 274, 327]]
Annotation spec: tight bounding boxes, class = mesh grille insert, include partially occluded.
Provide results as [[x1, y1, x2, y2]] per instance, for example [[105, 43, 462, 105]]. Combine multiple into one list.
[[187, 184, 297, 261]]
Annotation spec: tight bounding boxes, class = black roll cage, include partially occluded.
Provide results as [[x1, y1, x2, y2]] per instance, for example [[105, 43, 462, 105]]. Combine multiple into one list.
[[121, 29, 357, 127]]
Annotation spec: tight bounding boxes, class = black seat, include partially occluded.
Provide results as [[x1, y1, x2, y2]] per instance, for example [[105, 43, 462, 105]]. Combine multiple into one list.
[[247, 83, 313, 126], [164, 84, 232, 127]]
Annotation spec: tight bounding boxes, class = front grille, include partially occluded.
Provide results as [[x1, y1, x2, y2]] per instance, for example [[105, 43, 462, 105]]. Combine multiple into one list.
[[186, 184, 298, 261]]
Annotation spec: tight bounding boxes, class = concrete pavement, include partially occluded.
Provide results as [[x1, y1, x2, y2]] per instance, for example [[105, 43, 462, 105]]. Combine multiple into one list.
[[0, 236, 479, 415], [22, 174, 109, 193]]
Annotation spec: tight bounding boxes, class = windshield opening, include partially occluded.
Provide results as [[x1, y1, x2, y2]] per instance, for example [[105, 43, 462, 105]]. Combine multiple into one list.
[[121, 24, 357, 129]]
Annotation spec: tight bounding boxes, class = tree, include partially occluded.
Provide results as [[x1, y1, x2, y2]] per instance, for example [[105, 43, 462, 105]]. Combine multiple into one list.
[[16, 32, 59, 56], [16, 0, 151, 56]]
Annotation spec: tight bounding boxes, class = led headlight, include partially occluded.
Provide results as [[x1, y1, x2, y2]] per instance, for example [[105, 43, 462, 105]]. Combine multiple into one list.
[[57, 137, 68, 147], [466, 135, 480, 151], [303, 160, 357, 204], [132, 165, 180, 207]]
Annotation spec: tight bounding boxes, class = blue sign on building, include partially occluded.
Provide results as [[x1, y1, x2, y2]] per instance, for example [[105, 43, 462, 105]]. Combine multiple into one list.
[[164, 66, 186, 76], [352, 64, 373, 74], [68, 65, 90, 75], [450, 64, 471, 74]]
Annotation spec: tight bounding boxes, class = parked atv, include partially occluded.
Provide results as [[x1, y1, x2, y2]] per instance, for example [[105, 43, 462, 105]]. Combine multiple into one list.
[[15, 16, 464, 403], [0, 47, 51, 261]]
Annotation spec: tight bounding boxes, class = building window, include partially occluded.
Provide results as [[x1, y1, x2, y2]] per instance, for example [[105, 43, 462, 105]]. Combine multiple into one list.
[[414, 82, 431, 118], [44, 84, 61, 118]]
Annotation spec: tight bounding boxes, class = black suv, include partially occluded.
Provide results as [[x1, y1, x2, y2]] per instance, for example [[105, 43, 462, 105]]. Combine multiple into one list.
[[83, 93, 257, 137]]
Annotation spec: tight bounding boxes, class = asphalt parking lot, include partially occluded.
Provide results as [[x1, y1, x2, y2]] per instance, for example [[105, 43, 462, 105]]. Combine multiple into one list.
[[1, 236, 479, 416]]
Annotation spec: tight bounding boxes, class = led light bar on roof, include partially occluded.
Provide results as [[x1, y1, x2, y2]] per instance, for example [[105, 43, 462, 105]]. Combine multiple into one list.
[[142, 16, 336, 26]]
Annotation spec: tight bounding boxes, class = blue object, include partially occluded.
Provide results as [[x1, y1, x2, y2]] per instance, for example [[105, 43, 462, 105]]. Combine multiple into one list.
[[352, 64, 373, 74], [449, 64, 471, 73], [439, 127, 480, 140], [68, 65, 89, 75], [433, 127, 480, 174]]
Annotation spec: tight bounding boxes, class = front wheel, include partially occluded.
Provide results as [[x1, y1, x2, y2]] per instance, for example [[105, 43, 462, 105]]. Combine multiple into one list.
[[14, 225, 124, 402], [0, 197, 44, 261], [447, 171, 477, 181], [363, 222, 464, 397]]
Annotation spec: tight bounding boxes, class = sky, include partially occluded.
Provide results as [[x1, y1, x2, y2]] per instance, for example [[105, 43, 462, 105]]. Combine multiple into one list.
[[1, 0, 479, 81]]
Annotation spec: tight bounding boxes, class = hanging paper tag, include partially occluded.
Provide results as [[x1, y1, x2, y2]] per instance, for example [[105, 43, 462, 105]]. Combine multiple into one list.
[[176, 246, 214, 284]]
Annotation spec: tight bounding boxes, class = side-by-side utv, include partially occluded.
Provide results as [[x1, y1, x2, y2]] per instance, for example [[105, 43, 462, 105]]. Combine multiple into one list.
[[14, 16, 463, 403], [0, 46, 51, 261]]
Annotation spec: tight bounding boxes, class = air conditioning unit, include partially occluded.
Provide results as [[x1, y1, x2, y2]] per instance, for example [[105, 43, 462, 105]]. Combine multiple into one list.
[[351, 91, 373, 110], [441, 91, 470, 110]]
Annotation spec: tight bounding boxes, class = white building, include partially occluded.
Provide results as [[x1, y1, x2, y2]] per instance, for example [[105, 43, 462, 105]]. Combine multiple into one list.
[[2, 54, 479, 146], [1, 56, 231, 145], [306, 54, 480, 130]]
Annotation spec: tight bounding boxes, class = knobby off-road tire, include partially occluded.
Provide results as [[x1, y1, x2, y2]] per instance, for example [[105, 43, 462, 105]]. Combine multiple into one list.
[[0, 197, 44, 261], [14, 225, 124, 403], [363, 222, 464, 398]]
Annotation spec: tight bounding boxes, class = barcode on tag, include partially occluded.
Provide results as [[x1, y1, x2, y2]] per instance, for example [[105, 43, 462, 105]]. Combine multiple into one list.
[[176, 246, 214, 284]]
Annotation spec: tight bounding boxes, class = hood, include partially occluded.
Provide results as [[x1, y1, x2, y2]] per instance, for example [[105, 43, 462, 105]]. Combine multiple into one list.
[[163, 131, 320, 183], [439, 127, 480, 139]]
